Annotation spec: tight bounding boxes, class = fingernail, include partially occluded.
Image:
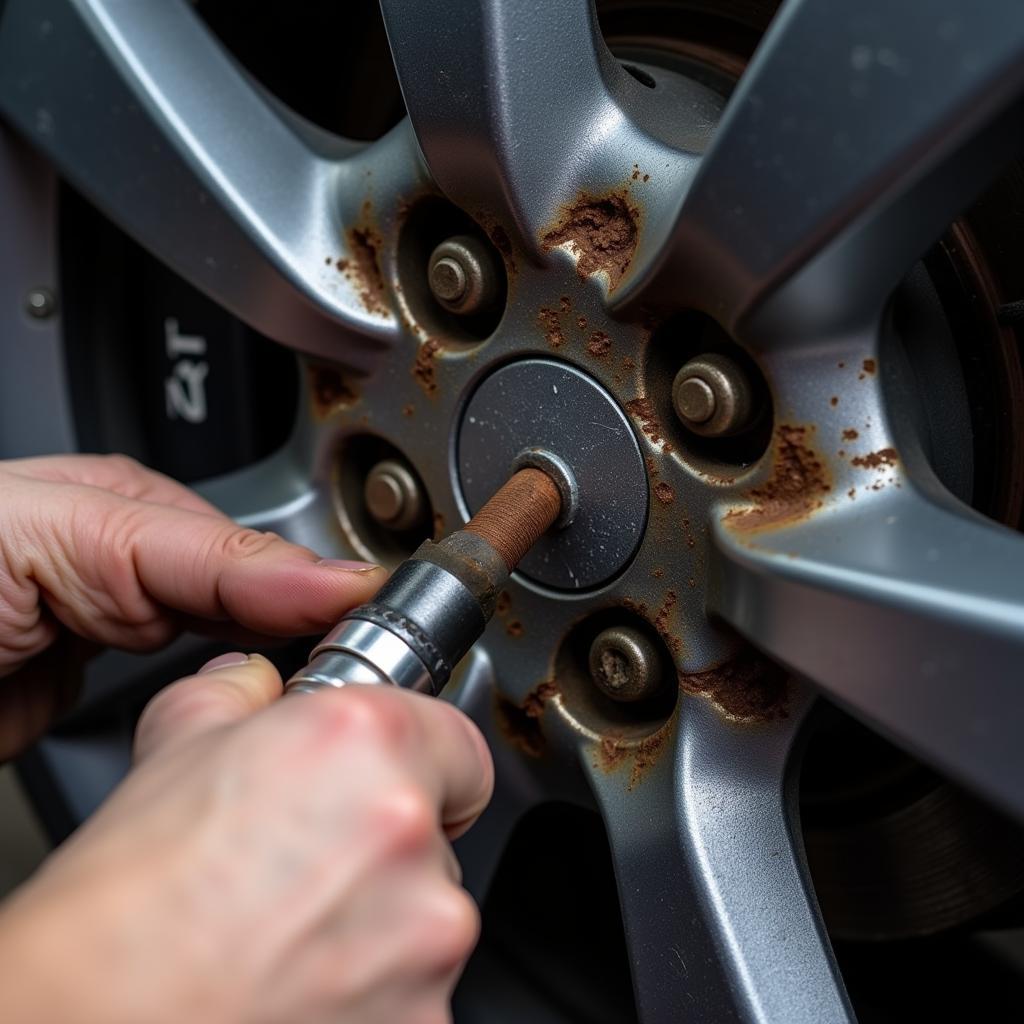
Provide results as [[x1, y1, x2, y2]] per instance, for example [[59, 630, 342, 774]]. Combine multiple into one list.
[[198, 652, 250, 674], [316, 559, 382, 574]]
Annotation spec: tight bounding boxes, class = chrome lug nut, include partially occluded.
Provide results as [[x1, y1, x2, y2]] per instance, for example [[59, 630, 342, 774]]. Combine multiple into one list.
[[427, 235, 498, 315], [671, 353, 753, 437], [588, 626, 664, 703], [364, 459, 425, 532]]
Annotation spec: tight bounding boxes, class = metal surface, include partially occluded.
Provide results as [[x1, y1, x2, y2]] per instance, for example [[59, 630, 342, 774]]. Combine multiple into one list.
[[672, 353, 753, 437], [24, 287, 57, 319], [364, 458, 424, 531], [458, 360, 648, 591], [588, 626, 664, 703], [0, 132, 75, 458], [510, 448, 579, 530], [673, 375, 714, 424], [0, 0, 427, 367], [4, 0, 1024, 1021], [428, 236, 499, 315], [288, 620, 433, 694]]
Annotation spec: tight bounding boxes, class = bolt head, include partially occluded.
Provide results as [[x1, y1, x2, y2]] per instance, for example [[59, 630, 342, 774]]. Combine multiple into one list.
[[671, 353, 754, 437], [427, 236, 499, 315], [588, 626, 664, 703], [674, 376, 716, 424], [429, 257, 468, 304], [364, 460, 424, 532], [25, 287, 57, 319]]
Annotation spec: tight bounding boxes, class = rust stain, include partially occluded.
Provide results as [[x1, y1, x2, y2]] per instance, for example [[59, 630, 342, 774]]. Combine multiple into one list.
[[338, 203, 387, 316], [576, 315, 588, 331], [842, 428, 859, 441], [654, 590, 679, 653], [541, 190, 640, 290], [626, 397, 665, 444], [628, 730, 666, 788], [598, 736, 630, 772], [412, 338, 441, 397], [506, 619, 524, 638], [432, 512, 445, 540], [680, 649, 789, 722], [538, 306, 565, 348], [308, 364, 359, 419], [650, 567, 665, 579], [524, 681, 558, 717], [862, 358, 877, 375], [560, 295, 572, 312], [496, 681, 558, 758], [623, 593, 681, 656], [851, 447, 898, 469], [587, 330, 612, 358], [654, 481, 675, 505], [495, 590, 512, 616], [596, 722, 671, 789], [401, 404, 415, 418], [830, 396, 839, 407], [725, 424, 830, 531]]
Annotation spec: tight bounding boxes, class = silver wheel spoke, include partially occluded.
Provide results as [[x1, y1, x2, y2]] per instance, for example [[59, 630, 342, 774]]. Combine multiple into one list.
[[194, 418, 343, 556], [580, 691, 852, 1024], [446, 651, 554, 900], [380, 0, 711, 266], [712, 481, 1024, 820], [617, 0, 1024, 339], [0, 0, 422, 363]]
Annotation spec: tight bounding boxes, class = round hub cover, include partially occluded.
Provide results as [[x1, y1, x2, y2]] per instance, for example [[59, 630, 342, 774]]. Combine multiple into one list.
[[457, 359, 648, 590]]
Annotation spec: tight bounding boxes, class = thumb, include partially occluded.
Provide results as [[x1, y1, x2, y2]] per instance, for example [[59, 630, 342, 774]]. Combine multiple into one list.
[[133, 652, 282, 763]]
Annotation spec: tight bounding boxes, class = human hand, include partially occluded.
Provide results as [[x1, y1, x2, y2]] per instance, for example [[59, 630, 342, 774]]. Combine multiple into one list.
[[0, 454, 386, 758], [0, 654, 492, 1024]]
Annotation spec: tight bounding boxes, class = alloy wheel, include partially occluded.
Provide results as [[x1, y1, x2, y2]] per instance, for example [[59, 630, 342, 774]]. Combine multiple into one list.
[[3, 1, 1024, 1020]]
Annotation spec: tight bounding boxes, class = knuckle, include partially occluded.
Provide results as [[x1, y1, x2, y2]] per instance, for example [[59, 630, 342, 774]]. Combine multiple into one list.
[[424, 886, 480, 970], [316, 688, 413, 749], [369, 782, 437, 856], [137, 676, 197, 732], [217, 526, 285, 562], [101, 453, 146, 479]]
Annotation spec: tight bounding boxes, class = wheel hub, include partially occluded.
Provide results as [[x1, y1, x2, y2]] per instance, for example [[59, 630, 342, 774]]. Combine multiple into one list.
[[457, 359, 649, 590]]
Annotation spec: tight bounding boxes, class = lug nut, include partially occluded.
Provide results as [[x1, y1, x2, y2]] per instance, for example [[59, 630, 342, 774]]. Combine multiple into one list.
[[588, 626, 664, 703], [427, 235, 499, 315], [364, 459, 425, 532], [671, 353, 753, 437]]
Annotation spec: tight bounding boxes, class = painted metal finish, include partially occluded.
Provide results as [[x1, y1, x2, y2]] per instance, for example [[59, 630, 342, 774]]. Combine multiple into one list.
[[458, 360, 648, 591], [0, 0, 427, 367], [0, 133, 75, 457]]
